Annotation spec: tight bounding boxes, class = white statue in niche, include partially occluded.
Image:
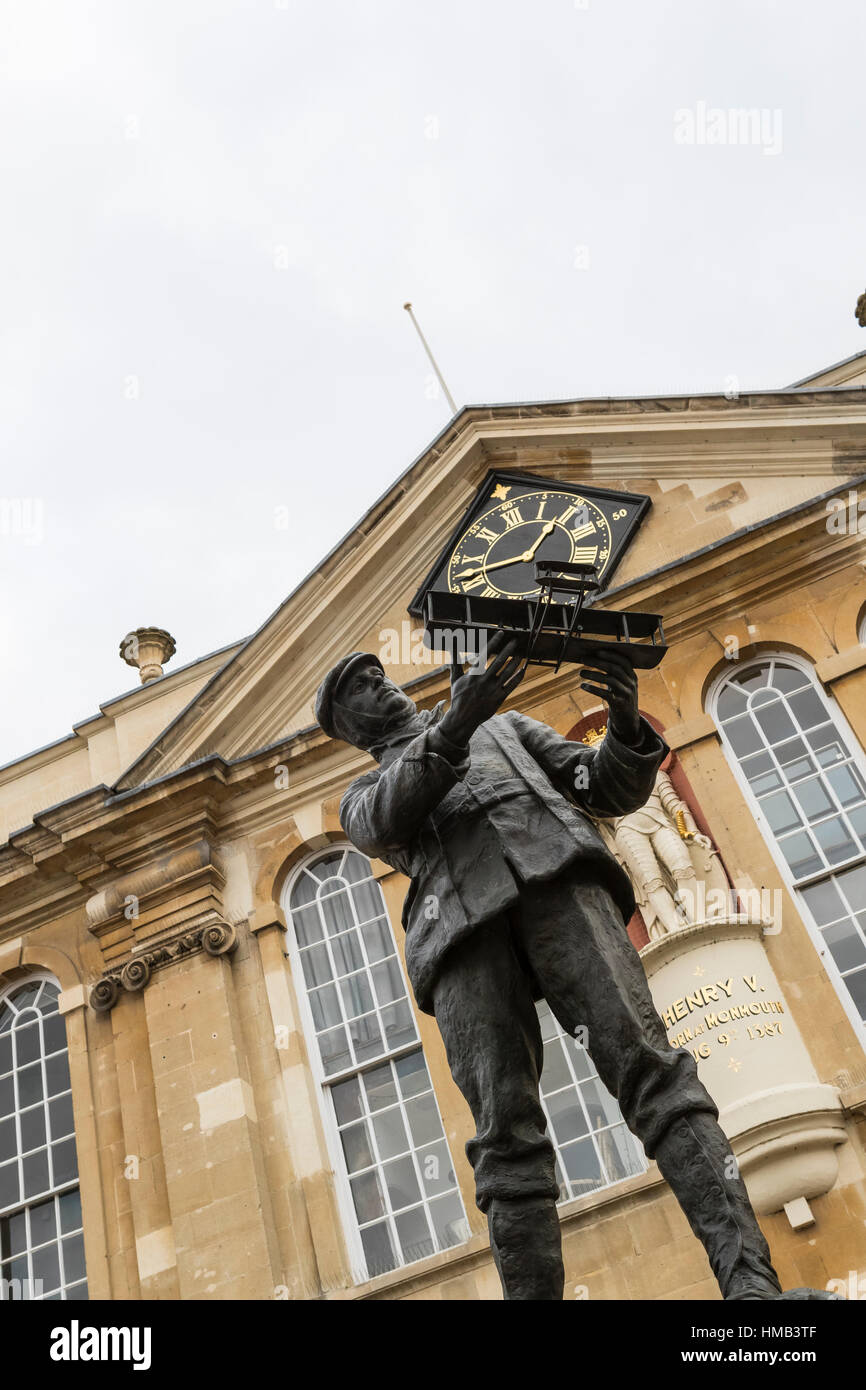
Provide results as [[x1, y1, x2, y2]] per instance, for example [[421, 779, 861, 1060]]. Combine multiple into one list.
[[581, 727, 731, 941]]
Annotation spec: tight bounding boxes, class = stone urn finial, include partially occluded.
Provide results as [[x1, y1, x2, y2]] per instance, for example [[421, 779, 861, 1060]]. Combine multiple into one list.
[[119, 627, 177, 684], [857, 290, 866, 328]]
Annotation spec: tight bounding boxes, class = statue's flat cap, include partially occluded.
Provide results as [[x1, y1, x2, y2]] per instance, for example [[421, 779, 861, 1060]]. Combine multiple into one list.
[[315, 652, 384, 739]]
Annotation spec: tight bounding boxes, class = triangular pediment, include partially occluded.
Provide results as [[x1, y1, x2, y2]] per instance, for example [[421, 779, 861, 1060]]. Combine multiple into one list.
[[114, 377, 866, 791]]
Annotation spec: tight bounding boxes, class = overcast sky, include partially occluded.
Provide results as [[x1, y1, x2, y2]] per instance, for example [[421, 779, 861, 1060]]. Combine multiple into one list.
[[2, 0, 865, 770]]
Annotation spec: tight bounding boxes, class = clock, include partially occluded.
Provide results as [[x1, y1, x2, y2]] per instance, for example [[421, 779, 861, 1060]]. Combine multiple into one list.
[[409, 471, 651, 616]]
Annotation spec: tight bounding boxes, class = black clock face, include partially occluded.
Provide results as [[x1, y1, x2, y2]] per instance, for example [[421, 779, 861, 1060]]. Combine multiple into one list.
[[408, 470, 651, 618], [448, 488, 617, 600]]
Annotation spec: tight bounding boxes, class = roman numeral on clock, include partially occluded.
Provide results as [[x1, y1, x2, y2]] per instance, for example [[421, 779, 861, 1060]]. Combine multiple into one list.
[[502, 507, 524, 528]]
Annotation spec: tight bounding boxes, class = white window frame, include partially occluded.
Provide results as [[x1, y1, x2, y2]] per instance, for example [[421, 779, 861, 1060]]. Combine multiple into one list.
[[707, 651, 866, 1044], [0, 970, 86, 1301], [281, 845, 468, 1283]]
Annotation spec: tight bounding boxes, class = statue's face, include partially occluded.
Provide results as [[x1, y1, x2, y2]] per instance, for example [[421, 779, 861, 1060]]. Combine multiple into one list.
[[333, 662, 417, 746]]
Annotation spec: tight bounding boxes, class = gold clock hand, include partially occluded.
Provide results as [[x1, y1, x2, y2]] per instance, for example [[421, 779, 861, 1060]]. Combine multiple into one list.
[[523, 519, 556, 559], [456, 520, 558, 581]]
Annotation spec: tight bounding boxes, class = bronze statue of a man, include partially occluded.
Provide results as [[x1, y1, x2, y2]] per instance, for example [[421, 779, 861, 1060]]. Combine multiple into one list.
[[315, 636, 816, 1300]]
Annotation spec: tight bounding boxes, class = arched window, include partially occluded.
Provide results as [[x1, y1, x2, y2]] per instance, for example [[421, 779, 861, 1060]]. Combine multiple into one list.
[[0, 976, 86, 1300], [538, 1002, 646, 1201], [710, 656, 866, 1032], [284, 847, 469, 1282]]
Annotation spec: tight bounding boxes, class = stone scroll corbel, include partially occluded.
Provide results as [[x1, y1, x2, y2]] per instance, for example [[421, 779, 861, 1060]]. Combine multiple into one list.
[[89, 918, 239, 1013]]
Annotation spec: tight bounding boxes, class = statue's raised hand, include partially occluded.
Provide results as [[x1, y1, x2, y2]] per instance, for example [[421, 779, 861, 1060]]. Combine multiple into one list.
[[580, 647, 641, 745], [441, 632, 524, 746]]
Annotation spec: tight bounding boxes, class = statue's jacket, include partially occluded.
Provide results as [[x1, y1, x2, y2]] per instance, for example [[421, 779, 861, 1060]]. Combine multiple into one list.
[[340, 704, 669, 1014]]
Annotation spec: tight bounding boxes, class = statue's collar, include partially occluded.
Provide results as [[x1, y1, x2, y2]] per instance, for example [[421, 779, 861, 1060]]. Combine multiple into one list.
[[370, 701, 446, 763]]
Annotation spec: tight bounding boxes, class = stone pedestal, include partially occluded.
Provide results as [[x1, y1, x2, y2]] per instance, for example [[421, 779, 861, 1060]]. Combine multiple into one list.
[[642, 917, 847, 1216]]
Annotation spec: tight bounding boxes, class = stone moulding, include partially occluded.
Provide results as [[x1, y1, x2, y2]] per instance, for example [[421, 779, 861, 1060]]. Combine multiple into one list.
[[89, 918, 238, 1013]]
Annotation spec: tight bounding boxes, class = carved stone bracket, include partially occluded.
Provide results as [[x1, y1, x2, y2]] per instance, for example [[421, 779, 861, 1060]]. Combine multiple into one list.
[[89, 919, 238, 1013]]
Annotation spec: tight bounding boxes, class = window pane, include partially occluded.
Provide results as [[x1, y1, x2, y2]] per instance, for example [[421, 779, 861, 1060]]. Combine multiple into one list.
[[813, 818, 858, 866], [14, 1024, 40, 1069], [599, 1124, 646, 1183], [58, 1189, 82, 1235], [0, 1035, 11, 1077], [41, 1015, 66, 1057], [581, 1077, 623, 1131], [332, 1077, 362, 1126], [416, 1140, 454, 1198], [360, 1221, 397, 1279], [350, 1170, 385, 1223], [291, 903, 323, 947], [560, 1137, 603, 1194], [395, 1051, 429, 1099], [62, 1233, 86, 1284], [29, 1197, 56, 1246], [823, 921, 866, 974], [371, 958, 405, 1008], [547, 1090, 588, 1145], [733, 668, 768, 692], [300, 943, 332, 989], [0, 1159, 20, 1209], [380, 1000, 416, 1051], [826, 764, 866, 809], [395, 1205, 434, 1264], [32, 1240, 60, 1291], [717, 685, 748, 720], [309, 984, 342, 1031], [778, 831, 822, 879], [372, 1108, 409, 1162], [741, 750, 774, 781], [351, 879, 385, 926], [22, 1148, 50, 1200], [318, 1024, 351, 1076], [349, 1014, 383, 1064], [760, 791, 801, 836], [724, 716, 764, 758], [20, 1106, 46, 1153], [848, 805, 866, 847], [341, 1121, 374, 1174], [428, 1192, 469, 1250], [541, 1038, 574, 1096], [791, 777, 835, 823], [45, 1054, 70, 1099], [383, 1156, 421, 1211], [801, 879, 845, 927], [788, 688, 828, 730], [51, 1140, 78, 1188], [339, 973, 374, 1021], [322, 891, 354, 937], [17, 1064, 43, 1108], [836, 863, 866, 910], [360, 919, 393, 963], [330, 932, 364, 978], [363, 1064, 397, 1113], [0, 1118, 15, 1163], [1, 1208, 27, 1256], [771, 663, 810, 694], [845, 969, 866, 1020], [405, 1093, 443, 1149], [753, 700, 796, 744]]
